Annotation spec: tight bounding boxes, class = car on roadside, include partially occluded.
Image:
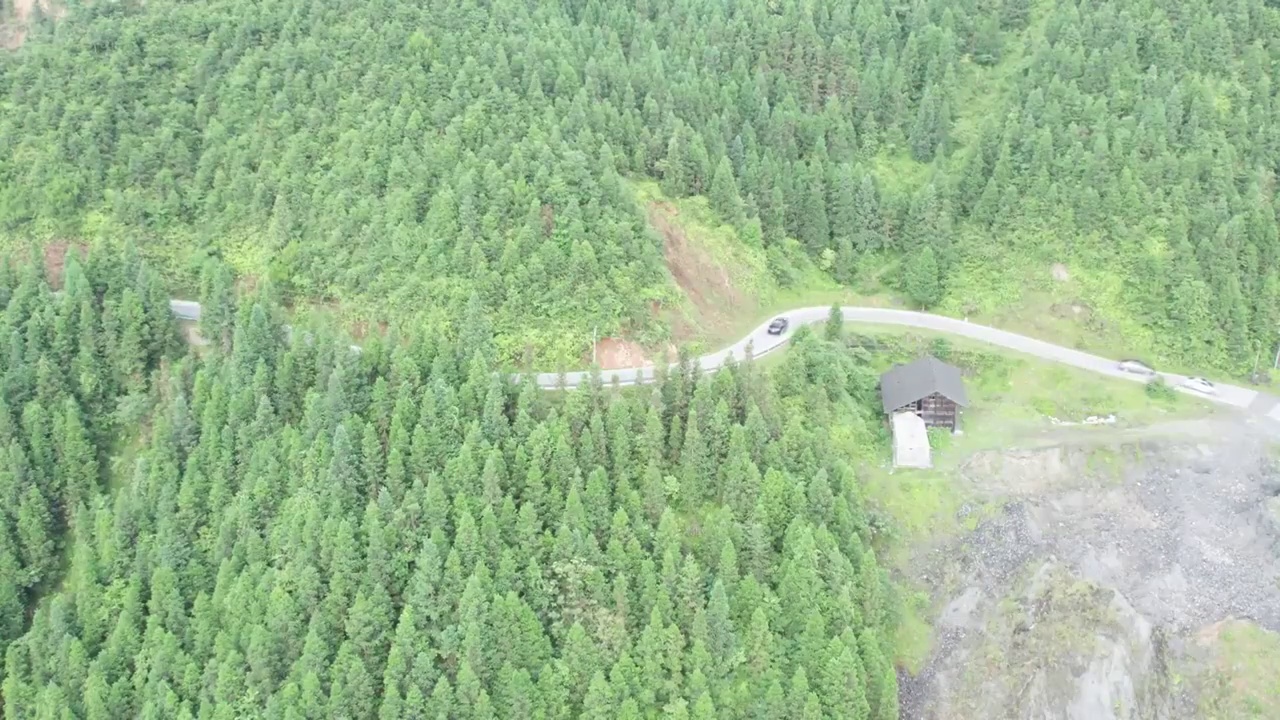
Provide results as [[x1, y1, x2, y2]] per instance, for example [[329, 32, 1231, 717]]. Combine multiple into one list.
[[1117, 359, 1156, 376], [766, 317, 789, 335], [1180, 377, 1216, 395]]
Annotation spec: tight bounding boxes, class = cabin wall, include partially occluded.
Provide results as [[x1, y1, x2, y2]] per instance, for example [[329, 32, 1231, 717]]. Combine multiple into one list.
[[892, 393, 957, 430], [920, 394, 957, 429]]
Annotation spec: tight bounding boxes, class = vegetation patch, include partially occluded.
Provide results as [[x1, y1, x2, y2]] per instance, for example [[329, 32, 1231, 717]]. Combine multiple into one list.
[[631, 181, 850, 352], [843, 324, 1210, 454], [894, 590, 935, 674], [1195, 620, 1280, 719], [0, 268, 906, 718], [644, 195, 755, 341], [945, 562, 1131, 717]]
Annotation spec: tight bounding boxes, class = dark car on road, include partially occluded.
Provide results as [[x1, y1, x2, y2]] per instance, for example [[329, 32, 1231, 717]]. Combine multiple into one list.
[[767, 317, 789, 335]]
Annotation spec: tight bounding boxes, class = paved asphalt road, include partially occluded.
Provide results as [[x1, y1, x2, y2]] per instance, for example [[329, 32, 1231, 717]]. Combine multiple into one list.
[[170, 300, 1280, 420]]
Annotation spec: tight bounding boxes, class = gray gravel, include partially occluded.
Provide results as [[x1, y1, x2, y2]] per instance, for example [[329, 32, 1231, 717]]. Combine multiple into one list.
[[899, 418, 1280, 719]]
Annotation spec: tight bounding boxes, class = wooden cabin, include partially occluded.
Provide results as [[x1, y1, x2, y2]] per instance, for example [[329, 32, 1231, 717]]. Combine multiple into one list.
[[879, 355, 969, 432]]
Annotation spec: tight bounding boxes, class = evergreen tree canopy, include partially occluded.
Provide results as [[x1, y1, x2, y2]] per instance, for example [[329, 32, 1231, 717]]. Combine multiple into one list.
[[2, 0, 1276, 371], [0, 255, 898, 719]]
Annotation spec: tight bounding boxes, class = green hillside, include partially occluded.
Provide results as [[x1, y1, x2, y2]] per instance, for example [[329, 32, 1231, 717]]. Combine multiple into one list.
[[5, 0, 1280, 716], [3, 0, 1279, 371], [0, 254, 903, 719]]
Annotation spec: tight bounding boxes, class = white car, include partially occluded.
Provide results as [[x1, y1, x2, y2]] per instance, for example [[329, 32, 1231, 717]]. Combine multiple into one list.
[[1180, 377, 1216, 395], [1117, 359, 1156, 376]]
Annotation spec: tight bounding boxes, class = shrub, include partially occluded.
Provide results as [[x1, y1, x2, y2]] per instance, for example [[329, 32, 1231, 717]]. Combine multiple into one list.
[[1144, 376, 1177, 402]]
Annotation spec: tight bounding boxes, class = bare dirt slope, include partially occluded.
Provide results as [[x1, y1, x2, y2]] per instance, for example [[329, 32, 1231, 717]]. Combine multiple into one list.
[[590, 336, 653, 371], [587, 199, 749, 369], [900, 417, 1280, 719], [647, 200, 748, 342], [1, 0, 65, 49]]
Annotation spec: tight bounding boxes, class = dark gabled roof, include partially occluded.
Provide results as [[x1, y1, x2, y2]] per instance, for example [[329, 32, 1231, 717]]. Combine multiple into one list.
[[879, 355, 969, 413]]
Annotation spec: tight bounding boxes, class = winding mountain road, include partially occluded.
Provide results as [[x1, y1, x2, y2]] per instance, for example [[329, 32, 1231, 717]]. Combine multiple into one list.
[[169, 300, 1280, 422]]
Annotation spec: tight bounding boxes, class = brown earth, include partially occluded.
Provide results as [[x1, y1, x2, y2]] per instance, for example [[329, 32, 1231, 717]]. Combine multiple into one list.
[[2, 0, 66, 49], [646, 201, 746, 341], [179, 321, 211, 349], [41, 240, 85, 289], [592, 337, 650, 370], [585, 200, 748, 368], [350, 319, 389, 341]]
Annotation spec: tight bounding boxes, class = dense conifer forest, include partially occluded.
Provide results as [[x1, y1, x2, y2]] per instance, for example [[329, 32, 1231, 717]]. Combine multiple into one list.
[[0, 251, 898, 718], [2, 0, 1280, 714], [2, 0, 1279, 368], [0, 248, 178, 646]]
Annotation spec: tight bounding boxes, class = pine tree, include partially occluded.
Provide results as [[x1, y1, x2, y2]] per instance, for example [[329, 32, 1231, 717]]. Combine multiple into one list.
[[824, 305, 844, 341], [909, 84, 948, 162], [679, 411, 711, 505], [852, 173, 883, 252], [797, 162, 831, 254], [581, 670, 615, 720], [199, 259, 237, 350], [829, 164, 858, 238], [16, 484, 55, 587], [1002, 0, 1032, 29], [56, 399, 98, 512], [818, 641, 872, 720], [661, 123, 696, 197], [903, 246, 942, 309], [709, 157, 744, 224], [973, 16, 1004, 66], [0, 533, 26, 642]]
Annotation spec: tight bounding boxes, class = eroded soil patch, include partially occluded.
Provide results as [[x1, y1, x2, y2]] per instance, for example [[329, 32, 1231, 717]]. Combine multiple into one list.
[[2, 0, 66, 49], [646, 201, 747, 341], [41, 240, 86, 289], [592, 337, 650, 370]]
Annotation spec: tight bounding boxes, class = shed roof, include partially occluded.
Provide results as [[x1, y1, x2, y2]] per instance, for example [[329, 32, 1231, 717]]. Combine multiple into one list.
[[879, 355, 969, 413]]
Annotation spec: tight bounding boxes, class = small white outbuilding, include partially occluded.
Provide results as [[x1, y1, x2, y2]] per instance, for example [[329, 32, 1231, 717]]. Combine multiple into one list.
[[891, 411, 931, 469]]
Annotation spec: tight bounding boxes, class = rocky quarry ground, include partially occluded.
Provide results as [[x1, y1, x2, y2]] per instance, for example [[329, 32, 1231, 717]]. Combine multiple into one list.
[[898, 416, 1280, 719]]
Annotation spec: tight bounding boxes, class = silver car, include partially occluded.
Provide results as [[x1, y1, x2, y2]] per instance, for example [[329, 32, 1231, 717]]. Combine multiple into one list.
[[1180, 377, 1216, 395], [1117, 359, 1156, 376]]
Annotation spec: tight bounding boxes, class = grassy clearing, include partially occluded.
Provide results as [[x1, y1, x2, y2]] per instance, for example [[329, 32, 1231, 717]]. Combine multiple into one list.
[[938, 248, 1161, 365], [894, 590, 936, 674], [1198, 621, 1280, 719], [630, 179, 783, 301], [765, 320, 1216, 556], [869, 152, 933, 199], [106, 428, 145, 493], [865, 466, 974, 547], [826, 323, 1217, 669], [947, 0, 1050, 150], [934, 251, 1254, 389], [846, 323, 1215, 455]]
